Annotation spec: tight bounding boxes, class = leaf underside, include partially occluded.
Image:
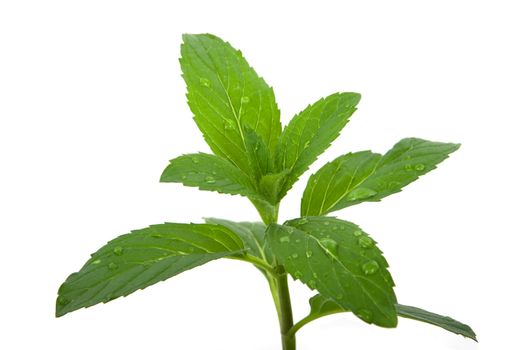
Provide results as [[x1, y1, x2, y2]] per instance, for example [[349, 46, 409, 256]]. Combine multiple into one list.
[[267, 217, 397, 327], [56, 223, 244, 317], [308, 294, 476, 341], [302, 138, 460, 216]]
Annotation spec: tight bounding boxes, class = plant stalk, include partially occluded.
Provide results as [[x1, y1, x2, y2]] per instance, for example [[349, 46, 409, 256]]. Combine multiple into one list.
[[275, 272, 296, 350]]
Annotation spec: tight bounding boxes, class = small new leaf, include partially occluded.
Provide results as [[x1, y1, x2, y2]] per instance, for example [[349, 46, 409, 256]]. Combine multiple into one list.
[[267, 217, 397, 327], [302, 138, 460, 215], [275, 92, 361, 198], [56, 223, 244, 317]]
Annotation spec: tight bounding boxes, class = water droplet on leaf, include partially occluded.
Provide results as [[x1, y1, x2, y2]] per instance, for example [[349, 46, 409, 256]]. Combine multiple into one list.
[[205, 176, 216, 184], [279, 236, 290, 243], [292, 253, 299, 259], [320, 237, 338, 255], [199, 77, 211, 87], [415, 163, 425, 171], [347, 188, 377, 201], [358, 236, 374, 249], [191, 156, 199, 164], [113, 246, 124, 256], [297, 218, 308, 225], [306, 250, 313, 258], [362, 260, 379, 275], [241, 96, 250, 103], [336, 293, 344, 300], [308, 280, 317, 289], [353, 230, 363, 237], [91, 259, 101, 265], [108, 262, 118, 271], [293, 271, 303, 279], [404, 164, 413, 171]]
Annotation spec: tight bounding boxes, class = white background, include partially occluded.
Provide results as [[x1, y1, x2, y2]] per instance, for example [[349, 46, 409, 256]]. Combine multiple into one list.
[[1, 1, 526, 349]]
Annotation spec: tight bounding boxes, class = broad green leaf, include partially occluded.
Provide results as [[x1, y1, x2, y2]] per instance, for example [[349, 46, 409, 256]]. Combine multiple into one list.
[[56, 223, 244, 317], [160, 153, 260, 198], [204, 218, 273, 263], [275, 92, 361, 198], [180, 33, 281, 176], [243, 126, 273, 181], [305, 295, 477, 341], [267, 217, 397, 327], [396, 304, 477, 341], [302, 138, 460, 216]]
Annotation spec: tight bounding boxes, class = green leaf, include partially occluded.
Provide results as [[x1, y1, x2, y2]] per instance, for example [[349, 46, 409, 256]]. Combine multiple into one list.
[[267, 217, 397, 327], [305, 295, 477, 341], [160, 153, 260, 198], [275, 92, 361, 198], [302, 138, 460, 216], [204, 218, 273, 263], [56, 223, 244, 317], [397, 304, 477, 341], [180, 33, 281, 176]]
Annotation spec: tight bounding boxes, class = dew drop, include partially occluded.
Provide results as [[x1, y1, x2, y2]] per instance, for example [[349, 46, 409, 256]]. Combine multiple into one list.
[[306, 250, 313, 258], [293, 271, 303, 279], [308, 280, 317, 289], [151, 233, 162, 238], [241, 96, 250, 103], [320, 237, 338, 255], [353, 230, 363, 237], [347, 187, 377, 201], [313, 272, 318, 278], [199, 77, 211, 87], [297, 218, 308, 225], [286, 226, 294, 234], [191, 156, 199, 164], [404, 164, 413, 171], [181, 175, 187, 180], [91, 259, 101, 265], [356, 309, 373, 322], [205, 176, 216, 184], [361, 260, 379, 275], [57, 296, 70, 306], [223, 119, 236, 131], [414, 163, 425, 171], [279, 236, 290, 243], [358, 236, 374, 249], [323, 221, 330, 226], [113, 246, 124, 256], [292, 253, 299, 259], [108, 262, 118, 271], [336, 293, 344, 300]]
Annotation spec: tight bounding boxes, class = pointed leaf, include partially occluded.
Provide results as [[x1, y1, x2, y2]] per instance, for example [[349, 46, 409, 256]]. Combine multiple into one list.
[[305, 295, 477, 341], [275, 92, 361, 197], [267, 217, 397, 327], [396, 304, 477, 341], [180, 33, 281, 176], [56, 223, 244, 317], [160, 153, 260, 198], [302, 138, 460, 215]]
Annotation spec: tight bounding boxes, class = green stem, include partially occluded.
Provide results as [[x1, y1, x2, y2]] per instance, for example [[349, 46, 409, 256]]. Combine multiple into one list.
[[228, 255, 276, 276], [275, 272, 296, 350]]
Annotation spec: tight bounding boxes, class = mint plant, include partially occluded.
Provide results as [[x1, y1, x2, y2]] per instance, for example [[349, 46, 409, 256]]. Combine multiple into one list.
[[56, 33, 476, 349]]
